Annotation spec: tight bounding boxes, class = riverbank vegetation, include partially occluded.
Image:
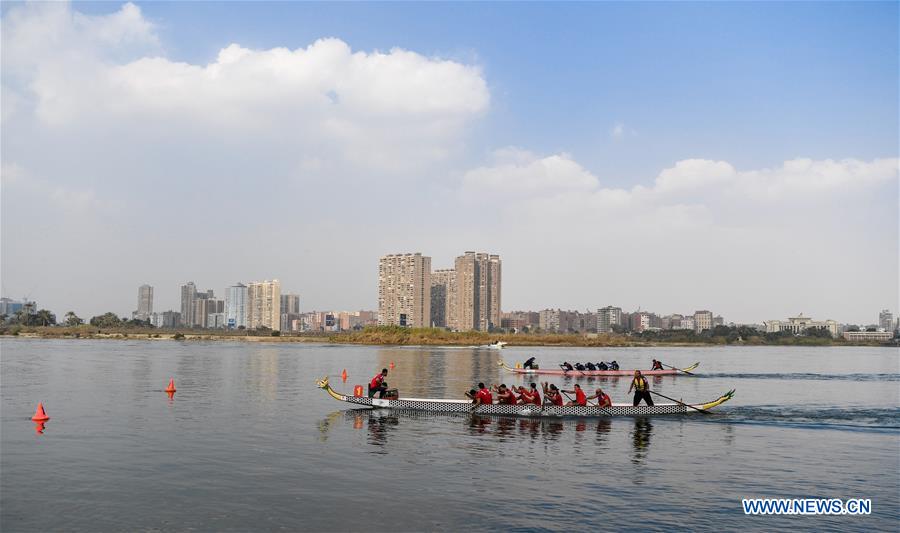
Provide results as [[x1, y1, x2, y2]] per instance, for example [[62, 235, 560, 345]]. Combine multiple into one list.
[[1, 324, 894, 347]]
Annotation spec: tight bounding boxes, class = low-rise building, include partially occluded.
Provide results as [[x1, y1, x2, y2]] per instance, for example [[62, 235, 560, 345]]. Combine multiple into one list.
[[764, 314, 838, 337], [843, 330, 893, 342]]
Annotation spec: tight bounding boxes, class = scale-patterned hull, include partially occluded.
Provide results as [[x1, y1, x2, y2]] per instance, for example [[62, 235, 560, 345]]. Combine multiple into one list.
[[317, 377, 734, 417]]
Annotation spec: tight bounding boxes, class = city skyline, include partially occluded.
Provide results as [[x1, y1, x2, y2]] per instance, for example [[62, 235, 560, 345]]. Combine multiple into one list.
[[2, 2, 897, 324]]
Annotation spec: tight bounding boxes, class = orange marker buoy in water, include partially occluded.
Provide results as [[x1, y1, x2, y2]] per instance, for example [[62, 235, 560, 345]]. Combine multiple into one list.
[[31, 402, 50, 422], [165, 378, 176, 393], [390, 361, 395, 369], [341, 369, 348, 382]]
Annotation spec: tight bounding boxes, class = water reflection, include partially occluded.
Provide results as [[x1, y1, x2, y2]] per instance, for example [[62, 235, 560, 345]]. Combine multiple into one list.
[[630, 417, 653, 467]]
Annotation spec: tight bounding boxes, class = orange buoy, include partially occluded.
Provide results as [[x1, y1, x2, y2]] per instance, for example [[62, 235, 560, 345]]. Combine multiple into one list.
[[353, 385, 364, 397], [165, 378, 176, 393], [31, 402, 50, 422], [341, 369, 348, 382], [389, 361, 395, 369]]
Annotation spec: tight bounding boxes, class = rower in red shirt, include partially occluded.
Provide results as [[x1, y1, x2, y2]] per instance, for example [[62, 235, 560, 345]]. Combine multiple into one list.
[[562, 383, 588, 406], [494, 384, 518, 405], [473, 382, 493, 406], [368, 368, 388, 398], [542, 383, 564, 406], [527, 382, 541, 405], [587, 387, 613, 408]]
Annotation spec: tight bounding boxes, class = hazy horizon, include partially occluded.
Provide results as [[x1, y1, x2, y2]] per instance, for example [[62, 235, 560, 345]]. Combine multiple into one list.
[[2, 2, 897, 325]]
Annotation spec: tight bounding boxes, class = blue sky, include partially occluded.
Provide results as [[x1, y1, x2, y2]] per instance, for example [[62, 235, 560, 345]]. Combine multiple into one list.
[[2, 1, 898, 322]]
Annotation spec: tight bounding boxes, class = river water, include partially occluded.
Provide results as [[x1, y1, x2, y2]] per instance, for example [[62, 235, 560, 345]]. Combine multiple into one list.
[[1, 339, 898, 531]]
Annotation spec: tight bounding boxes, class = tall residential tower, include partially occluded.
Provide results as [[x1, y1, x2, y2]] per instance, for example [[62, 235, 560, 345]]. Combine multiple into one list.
[[452, 252, 501, 331], [378, 253, 431, 328]]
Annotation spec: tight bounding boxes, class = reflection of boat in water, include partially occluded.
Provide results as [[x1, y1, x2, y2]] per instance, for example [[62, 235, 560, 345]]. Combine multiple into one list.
[[317, 377, 734, 417], [498, 359, 699, 377]]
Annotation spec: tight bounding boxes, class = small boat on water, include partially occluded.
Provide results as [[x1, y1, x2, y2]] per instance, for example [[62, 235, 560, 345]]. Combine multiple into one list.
[[316, 377, 734, 417], [482, 341, 508, 349], [498, 359, 699, 377]]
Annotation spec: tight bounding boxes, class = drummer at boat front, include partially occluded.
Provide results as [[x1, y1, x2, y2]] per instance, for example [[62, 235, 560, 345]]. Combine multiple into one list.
[[628, 370, 654, 407], [368, 368, 389, 398]]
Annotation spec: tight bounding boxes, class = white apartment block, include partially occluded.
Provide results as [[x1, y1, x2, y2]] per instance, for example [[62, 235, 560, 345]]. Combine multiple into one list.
[[248, 280, 281, 330], [378, 253, 431, 328]]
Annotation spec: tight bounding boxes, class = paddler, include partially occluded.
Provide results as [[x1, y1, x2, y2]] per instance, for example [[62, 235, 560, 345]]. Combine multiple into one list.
[[527, 382, 541, 405], [628, 370, 654, 406], [368, 368, 389, 398], [562, 383, 588, 406], [542, 383, 564, 406], [494, 384, 518, 405], [472, 382, 493, 406], [523, 356, 537, 369], [651, 359, 664, 370], [586, 387, 612, 408]]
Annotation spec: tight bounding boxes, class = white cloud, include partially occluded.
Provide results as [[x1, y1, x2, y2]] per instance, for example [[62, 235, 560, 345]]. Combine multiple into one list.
[[462, 149, 598, 199], [2, 2, 489, 172], [457, 151, 897, 321]]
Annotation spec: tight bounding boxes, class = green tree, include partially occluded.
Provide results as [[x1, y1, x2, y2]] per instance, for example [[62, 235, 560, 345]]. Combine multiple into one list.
[[35, 309, 56, 326], [64, 311, 84, 327], [89, 312, 122, 328]]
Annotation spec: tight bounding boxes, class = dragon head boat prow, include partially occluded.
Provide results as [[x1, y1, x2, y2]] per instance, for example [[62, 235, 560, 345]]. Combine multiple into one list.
[[316, 376, 330, 389]]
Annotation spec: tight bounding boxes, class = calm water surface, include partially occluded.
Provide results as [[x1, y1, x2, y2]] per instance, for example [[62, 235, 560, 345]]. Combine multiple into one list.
[[1, 339, 898, 531]]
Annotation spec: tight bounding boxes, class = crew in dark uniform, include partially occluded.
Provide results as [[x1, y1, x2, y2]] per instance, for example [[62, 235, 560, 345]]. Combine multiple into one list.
[[523, 357, 537, 369]]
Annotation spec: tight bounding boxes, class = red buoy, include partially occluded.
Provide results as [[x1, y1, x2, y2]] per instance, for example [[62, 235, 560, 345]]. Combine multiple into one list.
[[31, 402, 50, 422]]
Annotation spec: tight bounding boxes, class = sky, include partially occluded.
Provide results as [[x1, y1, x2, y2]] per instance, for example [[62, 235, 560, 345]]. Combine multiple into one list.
[[1, 1, 897, 324]]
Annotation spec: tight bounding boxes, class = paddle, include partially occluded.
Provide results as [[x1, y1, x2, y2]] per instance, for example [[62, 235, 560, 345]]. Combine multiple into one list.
[[659, 361, 695, 375], [648, 390, 710, 414]]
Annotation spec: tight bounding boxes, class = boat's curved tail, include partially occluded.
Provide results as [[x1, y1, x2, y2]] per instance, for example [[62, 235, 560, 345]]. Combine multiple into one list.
[[699, 389, 735, 411]]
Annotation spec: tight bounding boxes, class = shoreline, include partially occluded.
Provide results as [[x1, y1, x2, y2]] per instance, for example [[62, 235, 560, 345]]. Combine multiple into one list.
[[0, 327, 893, 347]]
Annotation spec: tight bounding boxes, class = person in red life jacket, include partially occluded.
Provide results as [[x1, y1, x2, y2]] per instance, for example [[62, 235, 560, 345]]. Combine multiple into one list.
[[542, 382, 564, 406], [494, 384, 518, 405], [586, 387, 613, 408], [651, 359, 664, 371], [368, 368, 389, 398], [472, 382, 493, 406], [628, 370, 654, 406], [562, 383, 588, 406]]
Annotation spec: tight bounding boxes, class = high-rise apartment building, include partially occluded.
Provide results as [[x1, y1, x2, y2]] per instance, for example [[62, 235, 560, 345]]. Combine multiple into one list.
[[693, 310, 714, 333], [430, 269, 457, 328], [281, 294, 301, 315], [248, 280, 281, 330], [378, 253, 431, 328], [133, 284, 153, 320], [180, 282, 197, 327], [878, 309, 894, 331], [225, 283, 248, 329], [597, 306, 623, 333], [453, 252, 501, 331]]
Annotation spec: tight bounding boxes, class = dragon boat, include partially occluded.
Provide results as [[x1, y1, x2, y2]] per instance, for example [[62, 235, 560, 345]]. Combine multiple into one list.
[[498, 359, 699, 377], [317, 377, 734, 417]]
